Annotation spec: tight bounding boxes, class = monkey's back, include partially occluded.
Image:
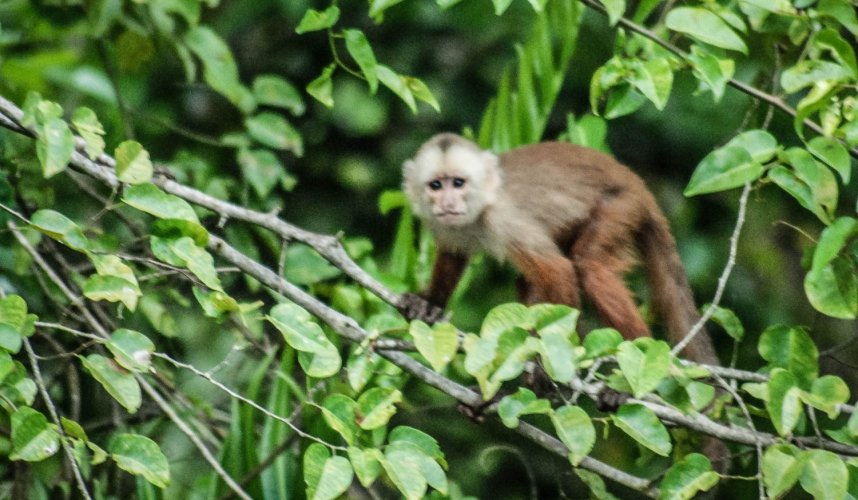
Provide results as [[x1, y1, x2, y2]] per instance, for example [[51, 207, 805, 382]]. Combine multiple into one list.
[[498, 141, 657, 232]]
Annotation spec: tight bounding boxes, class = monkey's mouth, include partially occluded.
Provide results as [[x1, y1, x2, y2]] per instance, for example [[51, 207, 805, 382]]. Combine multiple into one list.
[[434, 211, 467, 223]]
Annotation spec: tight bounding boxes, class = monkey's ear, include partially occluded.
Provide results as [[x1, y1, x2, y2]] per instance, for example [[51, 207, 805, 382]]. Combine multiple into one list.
[[481, 152, 502, 202]]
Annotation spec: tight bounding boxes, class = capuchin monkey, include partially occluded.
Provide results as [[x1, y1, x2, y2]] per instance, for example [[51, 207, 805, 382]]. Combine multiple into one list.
[[399, 133, 729, 473], [399, 132, 719, 367]]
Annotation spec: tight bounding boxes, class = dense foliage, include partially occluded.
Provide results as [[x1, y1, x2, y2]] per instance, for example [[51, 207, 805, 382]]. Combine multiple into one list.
[[1, 0, 857, 498]]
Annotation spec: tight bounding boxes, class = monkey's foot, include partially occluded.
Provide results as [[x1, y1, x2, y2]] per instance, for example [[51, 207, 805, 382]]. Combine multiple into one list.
[[397, 293, 446, 324]]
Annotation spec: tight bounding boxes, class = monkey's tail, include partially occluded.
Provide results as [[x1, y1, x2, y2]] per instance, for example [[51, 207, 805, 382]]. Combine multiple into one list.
[[637, 211, 720, 367]]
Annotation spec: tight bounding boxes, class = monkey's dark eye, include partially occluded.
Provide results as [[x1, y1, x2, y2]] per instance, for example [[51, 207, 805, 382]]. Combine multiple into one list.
[[428, 180, 442, 191], [452, 178, 466, 188]]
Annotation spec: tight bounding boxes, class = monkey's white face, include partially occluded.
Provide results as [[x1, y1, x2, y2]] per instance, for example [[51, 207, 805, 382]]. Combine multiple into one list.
[[403, 138, 501, 227]]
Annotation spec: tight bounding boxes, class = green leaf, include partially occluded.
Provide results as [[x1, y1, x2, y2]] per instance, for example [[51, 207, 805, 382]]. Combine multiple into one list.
[[238, 148, 288, 199], [727, 129, 779, 164], [811, 217, 858, 273], [344, 29, 379, 94], [321, 394, 358, 445], [684, 146, 763, 196], [551, 405, 595, 466], [703, 303, 744, 341], [90, 254, 139, 287], [268, 303, 341, 378], [659, 453, 719, 500], [169, 237, 223, 291], [767, 368, 803, 436], [369, 0, 404, 21], [81, 354, 142, 413], [583, 328, 623, 357], [597, 0, 625, 26], [806, 255, 858, 319], [72, 107, 106, 159], [566, 113, 609, 152], [0, 324, 22, 354], [376, 65, 416, 113], [0, 295, 28, 331], [781, 147, 839, 222], [348, 447, 382, 488], [781, 60, 854, 93], [411, 321, 459, 372], [252, 74, 305, 115], [481, 303, 531, 340], [295, 6, 340, 34], [803, 375, 850, 418], [10, 407, 60, 462], [665, 7, 748, 54], [492, 0, 513, 15], [115, 140, 153, 184], [612, 404, 671, 456], [389, 426, 445, 463], [807, 136, 851, 184], [616, 340, 671, 398], [800, 450, 848, 500], [245, 112, 303, 155], [36, 118, 74, 178], [184, 26, 254, 113], [763, 445, 806, 498], [576, 469, 619, 500], [356, 388, 402, 430], [405, 77, 440, 113], [628, 58, 673, 111], [283, 244, 342, 285], [769, 166, 829, 224], [313, 455, 353, 500], [30, 209, 89, 251], [308, 64, 335, 109], [758, 325, 819, 387], [497, 388, 552, 428], [122, 184, 200, 223], [83, 274, 141, 311], [688, 45, 734, 102], [109, 433, 170, 488], [106, 329, 154, 373]]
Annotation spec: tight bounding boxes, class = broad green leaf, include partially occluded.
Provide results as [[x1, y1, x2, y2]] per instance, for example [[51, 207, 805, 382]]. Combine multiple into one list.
[[106, 329, 154, 373], [538, 328, 577, 383], [313, 455, 353, 500], [628, 58, 673, 111], [321, 394, 359, 445], [492, 0, 513, 15], [10, 407, 60, 462], [122, 184, 199, 223], [768, 166, 831, 224], [294, 6, 340, 34], [389, 426, 445, 464], [684, 146, 763, 196], [763, 445, 806, 498], [252, 74, 305, 115], [805, 255, 858, 319], [551, 405, 595, 466], [800, 450, 848, 500], [531, 304, 579, 338], [109, 433, 170, 488], [30, 209, 89, 251], [815, 0, 858, 36], [497, 388, 552, 428], [238, 148, 288, 199], [803, 375, 850, 418], [659, 453, 719, 500], [369, 0, 404, 20], [583, 328, 623, 357], [811, 217, 858, 271], [81, 354, 142, 413], [405, 77, 440, 113], [727, 129, 779, 164], [702, 303, 744, 341], [566, 113, 609, 152], [382, 446, 427, 500], [0, 324, 22, 354], [90, 254, 138, 287], [783, 147, 839, 221], [481, 303, 531, 340], [346, 349, 381, 393], [348, 447, 382, 487], [356, 388, 402, 430], [487, 329, 534, 385], [376, 65, 416, 113], [665, 7, 748, 54], [758, 325, 819, 387], [184, 26, 254, 112], [36, 118, 74, 178], [344, 29, 378, 93], [767, 368, 803, 436], [0, 295, 27, 330], [411, 321, 458, 372], [598, 0, 625, 25], [576, 469, 619, 500], [781, 60, 854, 93], [268, 303, 341, 378], [304, 443, 330, 499], [612, 404, 671, 456], [169, 237, 223, 291], [603, 84, 647, 119], [616, 340, 671, 398], [72, 107, 106, 159], [307, 63, 335, 108], [115, 140, 153, 184], [83, 274, 141, 311], [807, 136, 851, 184], [245, 112, 303, 155], [688, 45, 734, 102], [282, 244, 341, 285]]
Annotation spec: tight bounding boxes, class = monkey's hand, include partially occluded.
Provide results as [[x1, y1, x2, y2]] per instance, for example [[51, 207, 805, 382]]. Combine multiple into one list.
[[397, 293, 447, 324]]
